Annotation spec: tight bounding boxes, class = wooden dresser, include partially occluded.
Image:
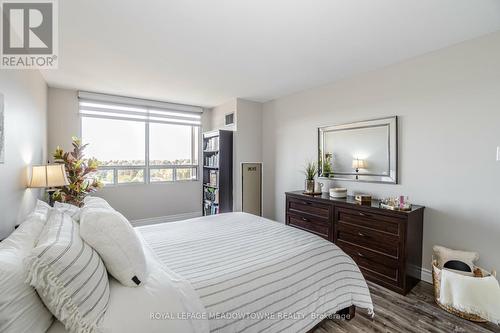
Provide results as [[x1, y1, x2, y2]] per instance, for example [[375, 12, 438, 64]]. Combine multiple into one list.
[[285, 191, 424, 295]]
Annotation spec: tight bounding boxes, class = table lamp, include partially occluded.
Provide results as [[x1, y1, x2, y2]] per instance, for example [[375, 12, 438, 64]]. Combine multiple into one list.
[[29, 164, 69, 205], [352, 158, 366, 180]]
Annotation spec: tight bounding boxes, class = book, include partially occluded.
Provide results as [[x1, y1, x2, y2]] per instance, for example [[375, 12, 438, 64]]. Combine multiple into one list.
[[209, 170, 218, 187]]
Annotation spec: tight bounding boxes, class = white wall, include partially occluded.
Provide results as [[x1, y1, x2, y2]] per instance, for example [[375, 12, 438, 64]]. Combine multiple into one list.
[[262, 31, 500, 273], [233, 99, 263, 211], [0, 70, 47, 238], [210, 98, 263, 212], [210, 99, 236, 131], [47, 88, 79, 154], [47, 87, 208, 221]]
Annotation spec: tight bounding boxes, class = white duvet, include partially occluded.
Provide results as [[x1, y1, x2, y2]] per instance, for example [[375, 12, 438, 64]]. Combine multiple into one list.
[[48, 212, 373, 333]]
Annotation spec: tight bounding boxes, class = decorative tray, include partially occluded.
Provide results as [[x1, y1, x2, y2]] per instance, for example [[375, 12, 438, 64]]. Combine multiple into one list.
[[379, 203, 412, 211], [303, 191, 322, 196]]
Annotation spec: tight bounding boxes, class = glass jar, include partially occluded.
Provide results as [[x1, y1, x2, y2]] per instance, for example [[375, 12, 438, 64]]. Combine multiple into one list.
[[305, 180, 315, 193]]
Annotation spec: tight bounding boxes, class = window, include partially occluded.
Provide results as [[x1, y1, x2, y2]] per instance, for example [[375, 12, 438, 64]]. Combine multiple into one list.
[[79, 92, 202, 185], [82, 117, 146, 166]]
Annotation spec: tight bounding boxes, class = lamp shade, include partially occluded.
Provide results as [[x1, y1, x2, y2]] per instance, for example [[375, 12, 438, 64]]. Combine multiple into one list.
[[29, 164, 70, 188], [352, 158, 366, 169]]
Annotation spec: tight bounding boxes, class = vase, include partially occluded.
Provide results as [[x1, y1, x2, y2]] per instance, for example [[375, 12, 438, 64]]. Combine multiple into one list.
[[305, 180, 315, 193]]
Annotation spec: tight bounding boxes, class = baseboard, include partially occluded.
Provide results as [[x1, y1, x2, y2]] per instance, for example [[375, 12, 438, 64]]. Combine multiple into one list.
[[421, 267, 433, 284], [131, 211, 201, 227]]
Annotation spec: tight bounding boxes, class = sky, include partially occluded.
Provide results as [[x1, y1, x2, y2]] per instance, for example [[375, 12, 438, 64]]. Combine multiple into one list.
[[82, 117, 193, 164]]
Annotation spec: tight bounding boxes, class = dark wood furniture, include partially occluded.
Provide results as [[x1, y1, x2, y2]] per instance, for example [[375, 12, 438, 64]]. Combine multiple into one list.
[[202, 130, 233, 216], [285, 191, 424, 295]]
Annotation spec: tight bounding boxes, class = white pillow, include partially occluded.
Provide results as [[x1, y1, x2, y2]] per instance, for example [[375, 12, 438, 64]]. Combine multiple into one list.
[[54, 201, 81, 222], [83, 196, 112, 210], [0, 203, 53, 333], [100, 246, 209, 333], [80, 205, 148, 287], [26, 209, 110, 333], [433, 245, 479, 271], [32, 199, 51, 220], [47, 252, 209, 333]]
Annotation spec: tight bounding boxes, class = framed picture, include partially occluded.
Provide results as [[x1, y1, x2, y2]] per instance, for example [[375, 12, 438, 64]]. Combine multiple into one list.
[[0, 93, 4, 163]]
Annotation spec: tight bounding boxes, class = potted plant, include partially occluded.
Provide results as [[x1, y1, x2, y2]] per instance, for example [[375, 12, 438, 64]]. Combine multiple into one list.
[[52, 137, 103, 207], [303, 161, 317, 193], [323, 153, 333, 178]]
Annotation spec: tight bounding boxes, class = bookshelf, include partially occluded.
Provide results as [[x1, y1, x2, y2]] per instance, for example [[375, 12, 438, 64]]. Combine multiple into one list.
[[202, 130, 233, 216]]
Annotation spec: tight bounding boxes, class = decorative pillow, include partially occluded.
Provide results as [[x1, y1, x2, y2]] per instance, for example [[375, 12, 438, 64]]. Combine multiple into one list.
[[54, 201, 81, 222], [26, 209, 110, 333], [0, 203, 53, 333], [433, 245, 479, 271], [33, 199, 51, 220], [83, 196, 113, 210], [80, 205, 147, 287]]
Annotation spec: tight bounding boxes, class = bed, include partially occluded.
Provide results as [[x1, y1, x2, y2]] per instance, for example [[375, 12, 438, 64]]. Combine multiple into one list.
[[47, 212, 373, 333]]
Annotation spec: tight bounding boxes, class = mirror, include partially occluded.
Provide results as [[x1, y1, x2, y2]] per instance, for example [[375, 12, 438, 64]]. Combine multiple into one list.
[[318, 117, 398, 183]]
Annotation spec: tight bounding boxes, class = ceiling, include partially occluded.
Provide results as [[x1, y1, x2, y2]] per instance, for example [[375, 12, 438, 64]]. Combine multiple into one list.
[[41, 0, 500, 107]]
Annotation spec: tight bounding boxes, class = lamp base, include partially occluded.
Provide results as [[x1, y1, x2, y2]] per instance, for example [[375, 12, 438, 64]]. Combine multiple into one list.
[[46, 189, 56, 207]]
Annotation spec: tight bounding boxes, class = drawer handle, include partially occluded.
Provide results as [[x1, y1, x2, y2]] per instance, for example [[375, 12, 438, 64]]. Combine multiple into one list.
[[357, 232, 365, 237], [301, 201, 312, 205], [359, 212, 371, 217], [301, 217, 309, 222], [357, 252, 365, 258]]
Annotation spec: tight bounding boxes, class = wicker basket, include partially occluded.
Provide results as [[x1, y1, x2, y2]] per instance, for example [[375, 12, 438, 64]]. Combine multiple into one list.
[[432, 259, 497, 322]]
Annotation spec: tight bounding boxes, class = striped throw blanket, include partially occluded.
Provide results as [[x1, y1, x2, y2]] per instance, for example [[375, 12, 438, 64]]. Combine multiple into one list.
[[138, 212, 373, 333]]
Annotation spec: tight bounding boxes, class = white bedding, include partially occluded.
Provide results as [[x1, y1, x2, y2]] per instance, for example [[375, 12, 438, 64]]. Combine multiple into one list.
[[140, 212, 373, 333], [47, 236, 209, 333], [48, 212, 373, 333]]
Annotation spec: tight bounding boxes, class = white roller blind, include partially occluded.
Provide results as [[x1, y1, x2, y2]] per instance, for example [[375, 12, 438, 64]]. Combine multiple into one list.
[[78, 91, 202, 126]]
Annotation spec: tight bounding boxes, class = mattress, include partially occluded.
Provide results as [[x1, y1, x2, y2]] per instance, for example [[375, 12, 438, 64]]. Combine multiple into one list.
[[138, 212, 373, 333], [47, 212, 373, 333]]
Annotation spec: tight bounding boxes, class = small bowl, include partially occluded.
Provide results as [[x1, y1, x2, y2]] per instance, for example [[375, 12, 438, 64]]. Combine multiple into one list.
[[330, 188, 347, 198]]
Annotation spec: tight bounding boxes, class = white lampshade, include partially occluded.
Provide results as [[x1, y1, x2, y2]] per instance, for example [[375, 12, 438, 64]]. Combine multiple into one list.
[[29, 164, 70, 188], [352, 158, 366, 169]]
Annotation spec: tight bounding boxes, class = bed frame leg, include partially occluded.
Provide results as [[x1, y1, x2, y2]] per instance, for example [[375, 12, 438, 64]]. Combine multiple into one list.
[[307, 306, 356, 333], [336, 305, 355, 320]]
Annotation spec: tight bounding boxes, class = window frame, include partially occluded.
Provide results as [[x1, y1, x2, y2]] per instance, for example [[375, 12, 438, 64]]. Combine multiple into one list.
[[80, 115, 200, 186]]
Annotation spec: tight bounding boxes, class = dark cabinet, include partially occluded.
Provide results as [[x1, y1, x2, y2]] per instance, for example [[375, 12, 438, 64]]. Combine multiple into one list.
[[285, 191, 424, 295]]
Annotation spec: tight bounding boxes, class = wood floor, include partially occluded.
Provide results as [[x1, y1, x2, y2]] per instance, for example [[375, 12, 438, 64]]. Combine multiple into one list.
[[313, 281, 500, 333]]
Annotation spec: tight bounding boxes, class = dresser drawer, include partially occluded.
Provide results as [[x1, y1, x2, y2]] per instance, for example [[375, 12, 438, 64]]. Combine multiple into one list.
[[287, 213, 330, 240], [287, 197, 330, 219], [336, 221, 401, 259], [336, 207, 403, 236], [337, 241, 401, 286], [285, 192, 424, 295]]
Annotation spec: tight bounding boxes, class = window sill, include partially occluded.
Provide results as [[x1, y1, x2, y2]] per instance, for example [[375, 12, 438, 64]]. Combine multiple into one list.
[[101, 179, 199, 188]]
